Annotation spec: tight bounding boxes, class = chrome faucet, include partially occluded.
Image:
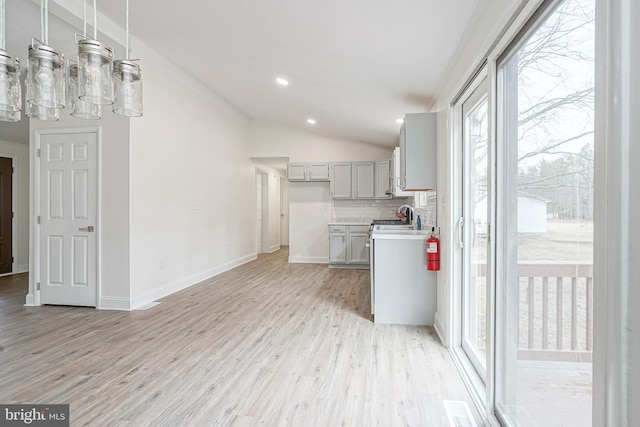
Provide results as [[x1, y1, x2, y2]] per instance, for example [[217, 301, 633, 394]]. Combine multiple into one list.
[[397, 204, 414, 225]]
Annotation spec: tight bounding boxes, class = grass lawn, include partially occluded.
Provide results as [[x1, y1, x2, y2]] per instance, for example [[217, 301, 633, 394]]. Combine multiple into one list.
[[518, 220, 593, 261]]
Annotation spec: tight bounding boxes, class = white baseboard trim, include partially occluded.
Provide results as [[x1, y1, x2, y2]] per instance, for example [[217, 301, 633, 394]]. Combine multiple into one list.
[[128, 253, 257, 310], [433, 311, 448, 347], [24, 293, 36, 306], [99, 296, 132, 311], [265, 244, 281, 254], [288, 256, 329, 264]]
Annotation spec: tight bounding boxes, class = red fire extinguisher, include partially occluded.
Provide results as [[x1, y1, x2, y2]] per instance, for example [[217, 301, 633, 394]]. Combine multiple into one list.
[[426, 227, 440, 271]]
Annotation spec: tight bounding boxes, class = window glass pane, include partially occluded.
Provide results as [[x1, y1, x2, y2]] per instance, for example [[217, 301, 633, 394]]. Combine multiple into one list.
[[462, 84, 489, 380], [496, 0, 594, 425]]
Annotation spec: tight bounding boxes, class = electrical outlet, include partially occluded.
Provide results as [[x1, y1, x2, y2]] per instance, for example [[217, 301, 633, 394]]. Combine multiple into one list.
[[159, 258, 165, 268]]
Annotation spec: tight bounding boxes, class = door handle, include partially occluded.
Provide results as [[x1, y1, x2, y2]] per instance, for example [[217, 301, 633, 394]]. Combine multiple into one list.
[[457, 217, 464, 249], [78, 226, 95, 232]]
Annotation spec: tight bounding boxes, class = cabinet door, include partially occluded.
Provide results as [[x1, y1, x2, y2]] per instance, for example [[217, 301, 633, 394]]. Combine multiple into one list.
[[399, 126, 407, 190], [330, 163, 352, 198], [402, 112, 437, 190], [309, 163, 330, 181], [353, 162, 375, 198], [375, 160, 392, 198], [287, 163, 307, 181], [329, 233, 347, 263], [392, 147, 413, 197], [348, 232, 370, 264]]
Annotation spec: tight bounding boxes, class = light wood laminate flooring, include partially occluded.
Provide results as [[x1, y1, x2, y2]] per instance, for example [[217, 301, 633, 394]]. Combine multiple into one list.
[[0, 248, 479, 426]]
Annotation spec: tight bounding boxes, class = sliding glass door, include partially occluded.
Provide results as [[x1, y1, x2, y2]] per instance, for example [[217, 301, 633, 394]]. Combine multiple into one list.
[[461, 78, 489, 381], [495, 0, 595, 425]]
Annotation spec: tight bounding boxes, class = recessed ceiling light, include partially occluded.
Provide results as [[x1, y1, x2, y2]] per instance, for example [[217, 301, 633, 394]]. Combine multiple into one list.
[[396, 118, 404, 124], [276, 77, 289, 86], [306, 118, 316, 125]]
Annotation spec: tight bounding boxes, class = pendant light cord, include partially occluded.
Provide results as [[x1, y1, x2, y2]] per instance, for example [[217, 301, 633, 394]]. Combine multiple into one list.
[[83, 0, 87, 38], [93, 0, 97, 40], [126, 0, 129, 59], [0, 0, 5, 51], [41, 0, 49, 45]]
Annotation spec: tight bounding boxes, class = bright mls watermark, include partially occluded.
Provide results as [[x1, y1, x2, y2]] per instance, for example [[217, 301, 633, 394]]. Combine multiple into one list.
[[0, 405, 69, 426]]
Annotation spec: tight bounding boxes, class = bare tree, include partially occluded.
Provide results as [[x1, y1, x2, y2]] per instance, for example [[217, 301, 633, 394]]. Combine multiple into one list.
[[515, 0, 595, 220]]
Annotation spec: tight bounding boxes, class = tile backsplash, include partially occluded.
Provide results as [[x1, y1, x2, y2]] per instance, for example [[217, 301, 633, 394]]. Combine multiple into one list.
[[331, 198, 412, 222], [415, 191, 437, 228], [331, 191, 437, 226]]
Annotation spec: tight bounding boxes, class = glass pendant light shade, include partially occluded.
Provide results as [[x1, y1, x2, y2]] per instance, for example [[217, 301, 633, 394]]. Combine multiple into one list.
[[26, 101, 59, 121], [0, 108, 20, 122], [68, 62, 101, 119], [113, 59, 142, 117], [26, 41, 65, 109], [0, 50, 21, 118], [77, 38, 114, 105]]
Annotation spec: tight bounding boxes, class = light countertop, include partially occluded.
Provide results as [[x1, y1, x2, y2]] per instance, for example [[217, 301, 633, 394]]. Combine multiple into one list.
[[371, 229, 431, 240], [328, 220, 371, 226]]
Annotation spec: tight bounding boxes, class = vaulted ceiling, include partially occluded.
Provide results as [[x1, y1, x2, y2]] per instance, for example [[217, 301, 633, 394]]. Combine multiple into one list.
[[3, 0, 481, 147]]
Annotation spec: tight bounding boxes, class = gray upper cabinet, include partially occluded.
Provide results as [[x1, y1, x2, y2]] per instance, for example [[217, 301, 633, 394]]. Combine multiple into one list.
[[308, 163, 330, 180], [353, 162, 375, 199], [392, 147, 412, 197], [287, 163, 307, 181], [400, 112, 437, 190], [288, 162, 330, 181], [330, 163, 352, 198], [375, 160, 392, 199]]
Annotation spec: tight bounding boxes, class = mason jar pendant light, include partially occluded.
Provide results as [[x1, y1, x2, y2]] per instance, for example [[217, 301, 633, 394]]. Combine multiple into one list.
[[113, 0, 142, 117], [26, 0, 65, 116], [68, 1, 100, 119], [68, 61, 101, 119], [0, 0, 22, 122], [27, 101, 59, 121], [77, 0, 113, 105]]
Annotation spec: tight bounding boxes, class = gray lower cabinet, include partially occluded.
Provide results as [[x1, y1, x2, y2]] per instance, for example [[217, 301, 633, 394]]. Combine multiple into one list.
[[329, 227, 347, 263], [371, 236, 436, 325], [329, 224, 370, 267]]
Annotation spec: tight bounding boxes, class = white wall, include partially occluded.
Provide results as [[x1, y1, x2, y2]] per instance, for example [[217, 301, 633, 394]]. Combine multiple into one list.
[[288, 181, 332, 263], [128, 56, 255, 309], [28, 112, 131, 308], [253, 163, 283, 254], [0, 140, 29, 272], [248, 120, 393, 161], [22, 0, 131, 309], [430, 0, 518, 346]]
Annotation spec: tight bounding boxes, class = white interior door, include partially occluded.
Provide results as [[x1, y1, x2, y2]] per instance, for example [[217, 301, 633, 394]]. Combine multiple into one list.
[[256, 172, 263, 253], [40, 131, 97, 307], [280, 177, 289, 246]]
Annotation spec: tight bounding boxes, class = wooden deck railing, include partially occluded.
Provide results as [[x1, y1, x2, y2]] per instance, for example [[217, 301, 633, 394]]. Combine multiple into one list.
[[517, 262, 593, 362]]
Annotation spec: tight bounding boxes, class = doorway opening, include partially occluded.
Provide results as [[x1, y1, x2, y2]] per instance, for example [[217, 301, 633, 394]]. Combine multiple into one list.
[[0, 156, 13, 275]]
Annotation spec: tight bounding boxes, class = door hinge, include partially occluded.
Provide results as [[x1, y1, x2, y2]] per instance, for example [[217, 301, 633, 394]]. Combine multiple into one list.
[[36, 282, 40, 291], [37, 215, 41, 224], [11, 256, 14, 263], [11, 212, 14, 219], [37, 149, 41, 158]]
